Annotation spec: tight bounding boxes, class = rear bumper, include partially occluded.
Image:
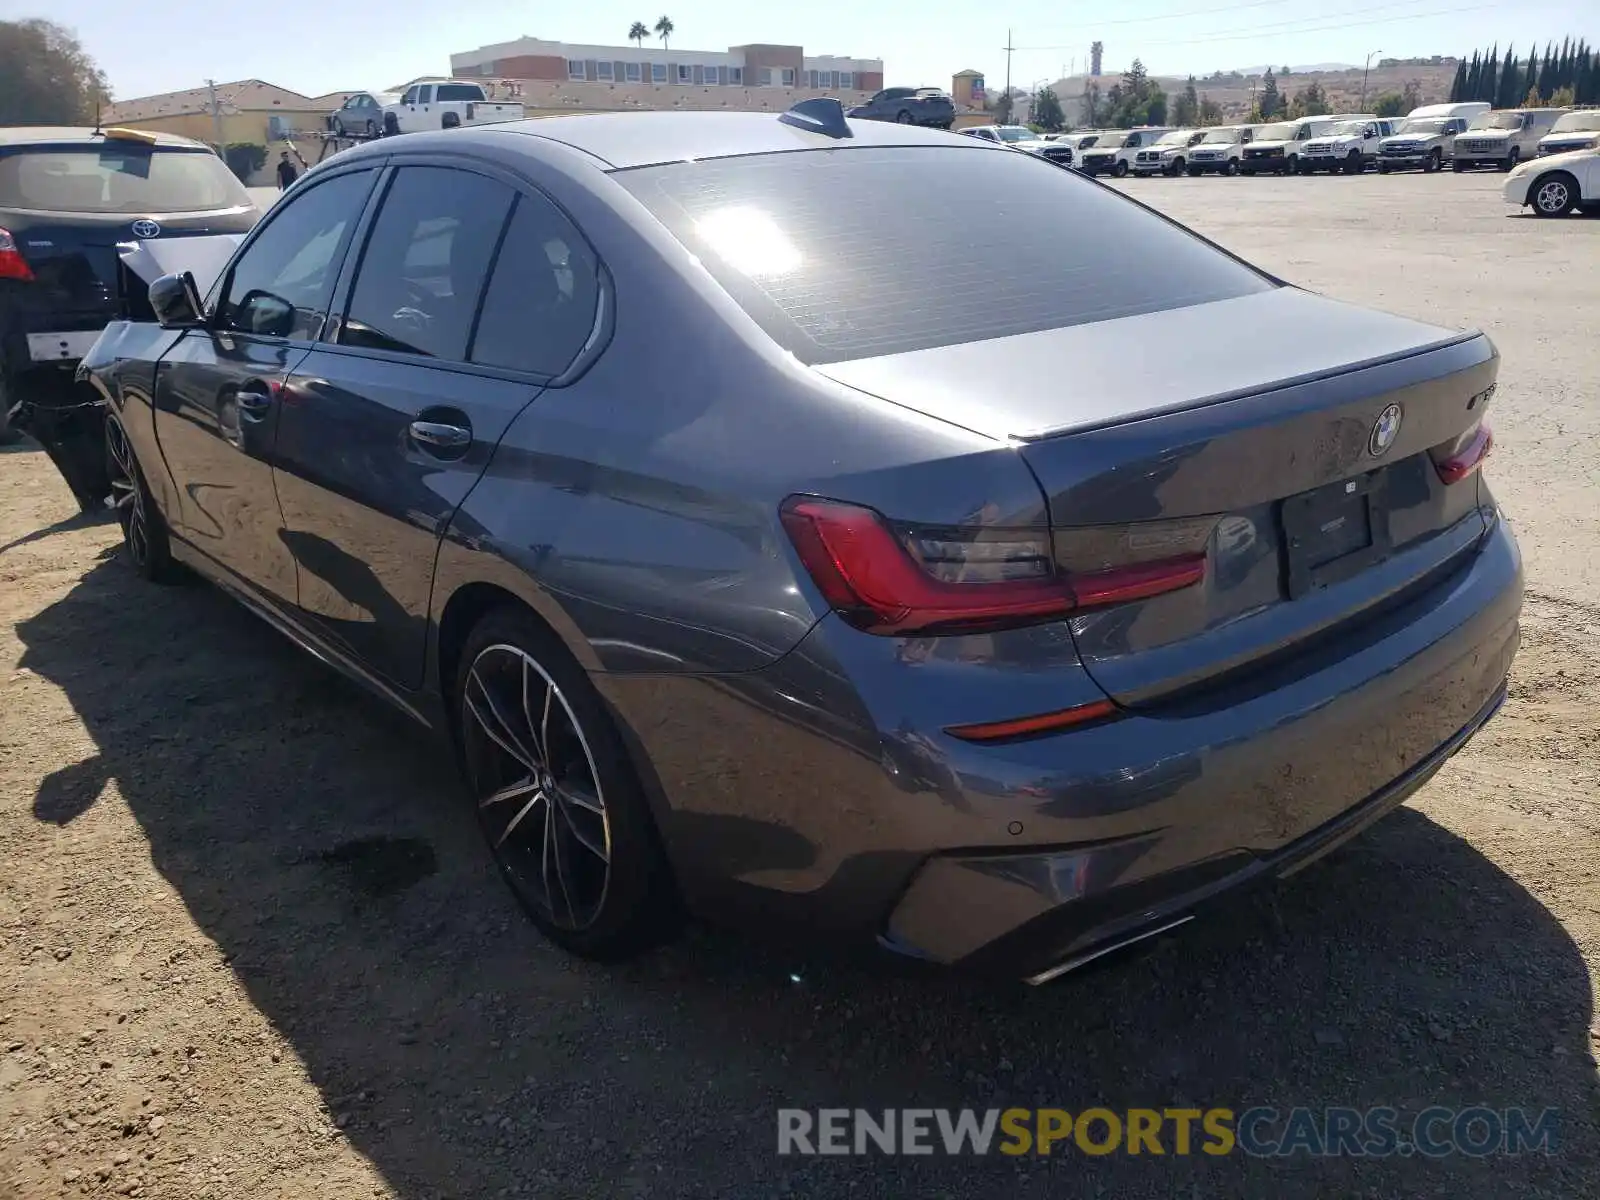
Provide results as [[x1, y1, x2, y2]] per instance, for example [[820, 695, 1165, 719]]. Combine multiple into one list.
[[600, 515, 1521, 975]]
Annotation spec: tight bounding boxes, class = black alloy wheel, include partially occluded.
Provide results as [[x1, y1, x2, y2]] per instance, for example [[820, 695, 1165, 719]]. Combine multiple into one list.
[[456, 609, 678, 959], [106, 416, 174, 581]]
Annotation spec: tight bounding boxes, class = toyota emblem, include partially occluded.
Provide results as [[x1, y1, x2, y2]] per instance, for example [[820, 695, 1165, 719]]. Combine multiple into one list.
[[1369, 403, 1403, 457], [130, 219, 162, 239]]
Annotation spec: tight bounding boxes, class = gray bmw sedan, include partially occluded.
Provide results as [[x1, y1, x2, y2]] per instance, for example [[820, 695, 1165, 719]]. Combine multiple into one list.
[[76, 99, 1520, 983]]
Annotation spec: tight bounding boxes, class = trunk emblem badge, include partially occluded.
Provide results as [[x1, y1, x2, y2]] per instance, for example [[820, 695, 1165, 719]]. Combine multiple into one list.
[[131, 219, 162, 239], [1369, 403, 1403, 457]]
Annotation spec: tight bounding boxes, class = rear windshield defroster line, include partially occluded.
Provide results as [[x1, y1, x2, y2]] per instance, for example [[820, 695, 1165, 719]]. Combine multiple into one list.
[[615, 146, 1274, 365]]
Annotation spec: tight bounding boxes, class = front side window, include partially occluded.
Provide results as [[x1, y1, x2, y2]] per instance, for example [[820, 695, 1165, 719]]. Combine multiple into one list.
[[617, 147, 1273, 364], [471, 192, 601, 377], [217, 169, 376, 339], [341, 167, 514, 360]]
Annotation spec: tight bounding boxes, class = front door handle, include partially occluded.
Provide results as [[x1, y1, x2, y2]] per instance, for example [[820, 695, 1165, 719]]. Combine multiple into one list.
[[409, 419, 472, 457]]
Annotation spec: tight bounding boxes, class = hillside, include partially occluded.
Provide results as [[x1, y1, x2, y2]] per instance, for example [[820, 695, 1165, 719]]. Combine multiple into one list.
[[1047, 59, 1460, 122]]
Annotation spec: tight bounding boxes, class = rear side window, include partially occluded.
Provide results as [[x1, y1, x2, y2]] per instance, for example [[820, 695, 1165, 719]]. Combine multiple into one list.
[[616, 146, 1273, 364], [435, 84, 485, 102], [470, 193, 600, 377], [0, 145, 251, 214], [341, 166, 514, 360]]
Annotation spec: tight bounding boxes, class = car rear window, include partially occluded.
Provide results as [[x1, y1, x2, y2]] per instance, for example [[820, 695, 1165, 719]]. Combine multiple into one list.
[[615, 146, 1273, 364], [435, 85, 485, 102], [0, 145, 252, 214]]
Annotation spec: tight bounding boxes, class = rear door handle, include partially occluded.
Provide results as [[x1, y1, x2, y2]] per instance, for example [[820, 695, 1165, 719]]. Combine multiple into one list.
[[409, 420, 472, 456]]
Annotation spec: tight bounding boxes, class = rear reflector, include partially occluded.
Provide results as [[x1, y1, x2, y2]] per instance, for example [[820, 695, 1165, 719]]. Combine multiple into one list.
[[1433, 423, 1493, 485], [0, 227, 33, 282], [946, 698, 1119, 742], [779, 496, 1207, 637]]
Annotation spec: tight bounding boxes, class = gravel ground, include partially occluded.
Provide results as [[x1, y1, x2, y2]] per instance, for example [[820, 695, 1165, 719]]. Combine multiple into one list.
[[2, 169, 1597, 1199]]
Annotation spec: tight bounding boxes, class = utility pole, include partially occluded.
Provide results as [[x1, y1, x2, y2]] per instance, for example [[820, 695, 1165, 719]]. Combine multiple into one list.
[[1003, 28, 1014, 122], [205, 78, 224, 148], [1360, 49, 1384, 111]]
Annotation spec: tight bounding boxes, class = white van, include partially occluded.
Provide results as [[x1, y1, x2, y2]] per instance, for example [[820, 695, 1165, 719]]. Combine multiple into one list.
[[1538, 109, 1600, 157], [1076, 128, 1177, 177], [1452, 109, 1566, 171], [1377, 103, 1491, 172], [1238, 117, 1341, 175], [1183, 125, 1257, 175], [1300, 116, 1396, 174], [1131, 129, 1208, 176]]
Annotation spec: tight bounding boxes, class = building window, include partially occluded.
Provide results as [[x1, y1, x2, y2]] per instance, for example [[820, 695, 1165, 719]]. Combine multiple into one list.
[[840, 72, 853, 89], [677, 64, 692, 84], [758, 67, 774, 86], [567, 60, 584, 80], [652, 62, 667, 83], [782, 68, 796, 86], [625, 62, 641, 82], [729, 66, 742, 85], [597, 61, 613, 81]]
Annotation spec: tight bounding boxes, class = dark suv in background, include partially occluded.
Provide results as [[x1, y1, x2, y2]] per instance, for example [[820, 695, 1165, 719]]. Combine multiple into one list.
[[847, 87, 955, 129]]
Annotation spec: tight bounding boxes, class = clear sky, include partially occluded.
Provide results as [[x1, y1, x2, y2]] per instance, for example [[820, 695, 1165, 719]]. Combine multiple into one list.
[[32, 0, 1595, 101]]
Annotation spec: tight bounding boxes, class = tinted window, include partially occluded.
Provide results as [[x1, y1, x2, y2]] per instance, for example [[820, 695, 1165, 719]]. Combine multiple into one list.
[[435, 84, 484, 102], [617, 147, 1273, 364], [341, 166, 513, 360], [0, 146, 250, 214], [218, 169, 375, 339], [880, 88, 915, 101], [471, 193, 600, 377]]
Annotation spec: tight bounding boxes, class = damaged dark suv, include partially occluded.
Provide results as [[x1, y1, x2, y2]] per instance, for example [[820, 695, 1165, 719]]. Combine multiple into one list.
[[0, 125, 256, 502]]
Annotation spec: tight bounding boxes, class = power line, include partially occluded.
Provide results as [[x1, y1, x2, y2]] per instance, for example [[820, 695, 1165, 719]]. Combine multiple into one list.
[[1020, 3, 1499, 52]]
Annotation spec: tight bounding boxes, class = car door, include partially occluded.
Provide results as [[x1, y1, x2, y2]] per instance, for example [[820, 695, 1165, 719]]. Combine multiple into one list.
[[152, 166, 379, 605], [271, 161, 603, 688]]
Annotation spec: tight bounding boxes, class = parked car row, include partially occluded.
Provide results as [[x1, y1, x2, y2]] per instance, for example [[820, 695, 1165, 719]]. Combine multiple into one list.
[[325, 81, 526, 140]]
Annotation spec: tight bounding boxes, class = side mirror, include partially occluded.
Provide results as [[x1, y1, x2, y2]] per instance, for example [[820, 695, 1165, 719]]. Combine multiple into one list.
[[149, 271, 204, 330]]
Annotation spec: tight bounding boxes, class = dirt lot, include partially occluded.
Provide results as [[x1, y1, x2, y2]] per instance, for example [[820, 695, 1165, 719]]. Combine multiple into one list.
[[3, 170, 1598, 1199]]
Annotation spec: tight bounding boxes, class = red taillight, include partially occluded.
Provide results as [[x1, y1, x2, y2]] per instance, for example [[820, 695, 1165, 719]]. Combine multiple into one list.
[[0, 227, 34, 281], [779, 496, 1206, 637], [945, 699, 1119, 742], [1433, 423, 1493, 485]]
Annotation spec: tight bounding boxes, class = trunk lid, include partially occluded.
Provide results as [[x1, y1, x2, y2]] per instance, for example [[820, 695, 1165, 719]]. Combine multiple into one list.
[[817, 288, 1498, 706]]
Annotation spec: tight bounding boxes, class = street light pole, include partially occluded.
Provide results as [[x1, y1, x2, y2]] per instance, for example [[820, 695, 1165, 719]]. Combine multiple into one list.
[[1360, 49, 1383, 111]]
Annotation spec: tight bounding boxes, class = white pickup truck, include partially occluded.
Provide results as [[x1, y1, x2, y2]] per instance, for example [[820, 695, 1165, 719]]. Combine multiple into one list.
[[382, 82, 525, 135]]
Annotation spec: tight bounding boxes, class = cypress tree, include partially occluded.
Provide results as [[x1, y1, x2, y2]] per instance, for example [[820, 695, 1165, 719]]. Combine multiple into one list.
[[1482, 44, 1499, 104], [1450, 59, 1467, 102], [1538, 43, 1555, 99], [1497, 43, 1518, 108]]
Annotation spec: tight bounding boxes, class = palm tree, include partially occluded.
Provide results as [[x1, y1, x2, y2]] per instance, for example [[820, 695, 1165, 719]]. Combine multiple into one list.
[[654, 15, 674, 50], [628, 21, 649, 48]]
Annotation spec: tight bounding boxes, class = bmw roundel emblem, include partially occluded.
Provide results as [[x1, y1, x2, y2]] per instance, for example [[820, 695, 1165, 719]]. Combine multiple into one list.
[[130, 218, 162, 239], [1369, 403, 1403, 457]]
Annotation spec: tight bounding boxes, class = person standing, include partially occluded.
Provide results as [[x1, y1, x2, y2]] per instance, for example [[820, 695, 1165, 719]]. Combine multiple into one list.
[[276, 151, 298, 190]]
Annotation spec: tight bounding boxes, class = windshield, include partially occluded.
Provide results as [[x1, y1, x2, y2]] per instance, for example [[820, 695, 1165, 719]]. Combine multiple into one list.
[[0, 144, 252, 214], [1397, 119, 1448, 135], [617, 146, 1272, 364], [1155, 130, 1193, 146], [1326, 121, 1369, 136], [1252, 123, 1296, 142], [995, 127, 1033, 143], [1468, 112, 1523, 131], [1090, 132, 1129, 149], [1551, 112, 1600, 133], [1200, 127, 1240, 143]]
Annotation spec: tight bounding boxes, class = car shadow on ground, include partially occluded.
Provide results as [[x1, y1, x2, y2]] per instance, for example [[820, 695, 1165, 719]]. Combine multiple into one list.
[[15, 553, 1599, 1198]]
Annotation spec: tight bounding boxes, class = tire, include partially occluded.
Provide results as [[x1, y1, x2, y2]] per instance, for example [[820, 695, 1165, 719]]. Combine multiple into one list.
[[1452, 159, 1467, 172], [895, 110, 913, 124], [1186, 165, 1202, 177], [1222, 160, 1238, 176], [1287, 154, 1301, 175], [332, 117, 346, 138], [1169, 157, 1185, 175], [454, 606, 680, 961], [383, 112, 400, 136], [105, 415, 176, 583], [1501, 147, 1520, 172], [1239, 166, 1256, 176], [1377, 161, 1390, 174], [1423, 149, 1442, 173], [1112, 160, 1129, 178], [1529, 172, 1578, 218], [365, 119, 377, 139], [1344, 151, 1363, 175]]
